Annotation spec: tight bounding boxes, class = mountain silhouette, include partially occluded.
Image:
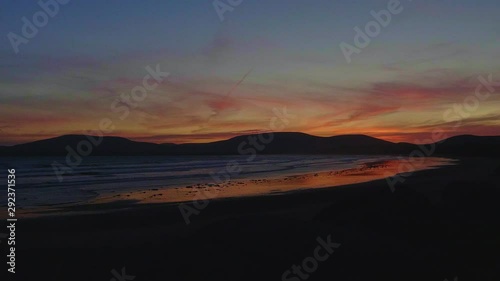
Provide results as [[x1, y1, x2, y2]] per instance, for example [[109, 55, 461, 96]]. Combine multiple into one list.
[[0, 133, 499, 157], [429, 135, 500, 156]]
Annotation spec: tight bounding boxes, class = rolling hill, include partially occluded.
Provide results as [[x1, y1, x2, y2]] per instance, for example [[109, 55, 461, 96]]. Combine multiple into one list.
[[0, 133, 498, 157]]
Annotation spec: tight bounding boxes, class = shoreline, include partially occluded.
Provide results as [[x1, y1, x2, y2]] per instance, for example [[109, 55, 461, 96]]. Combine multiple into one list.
[[13, 157, 500, 281], [105, 156, 453, 205], [15, 156, 454, 218]]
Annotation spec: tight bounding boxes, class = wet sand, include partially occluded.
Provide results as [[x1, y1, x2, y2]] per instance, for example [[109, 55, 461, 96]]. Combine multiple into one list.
[[13, 157, 500, 281], [92, 157, 453, 207]]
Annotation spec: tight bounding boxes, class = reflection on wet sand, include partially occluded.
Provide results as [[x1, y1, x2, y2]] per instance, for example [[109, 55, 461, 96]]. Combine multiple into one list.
[[95, 157, 454, 205]]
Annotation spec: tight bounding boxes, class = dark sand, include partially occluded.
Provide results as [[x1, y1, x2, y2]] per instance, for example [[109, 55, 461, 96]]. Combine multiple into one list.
[[13, 158, 500, 281]]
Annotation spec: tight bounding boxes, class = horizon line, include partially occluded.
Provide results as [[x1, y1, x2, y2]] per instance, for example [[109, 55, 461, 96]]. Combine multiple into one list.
[[3, 132, 497, 147]]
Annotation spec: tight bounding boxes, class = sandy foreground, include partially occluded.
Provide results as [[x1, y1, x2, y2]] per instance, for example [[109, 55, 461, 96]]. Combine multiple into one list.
[[12, 157, 500, 281], [93, 157, 454, 205]]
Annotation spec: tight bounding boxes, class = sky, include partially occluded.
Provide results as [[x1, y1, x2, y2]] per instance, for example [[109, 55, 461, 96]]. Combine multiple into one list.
[[0, 0, 499, 145]]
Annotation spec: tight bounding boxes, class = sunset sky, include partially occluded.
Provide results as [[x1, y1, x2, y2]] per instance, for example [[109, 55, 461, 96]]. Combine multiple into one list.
[[1, 0, 499, 145]]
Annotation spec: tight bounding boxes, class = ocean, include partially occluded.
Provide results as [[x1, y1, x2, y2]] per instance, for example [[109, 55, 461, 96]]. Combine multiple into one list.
[[0, 155, 399, 208]]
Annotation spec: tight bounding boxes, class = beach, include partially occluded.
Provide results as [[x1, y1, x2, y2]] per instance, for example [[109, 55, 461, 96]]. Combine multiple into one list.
[[14, 156, 452, 217], [14, 157, 500, 281], [3, 1, 500, 279], [94, 157, 452, 205]]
